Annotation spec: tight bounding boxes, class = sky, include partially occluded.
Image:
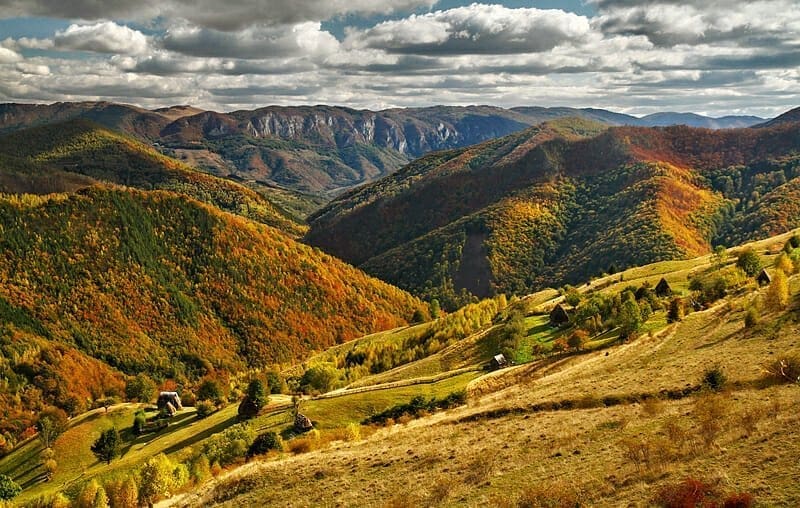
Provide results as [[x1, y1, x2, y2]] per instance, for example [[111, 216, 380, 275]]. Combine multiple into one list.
[[0, 1, 798, 117]]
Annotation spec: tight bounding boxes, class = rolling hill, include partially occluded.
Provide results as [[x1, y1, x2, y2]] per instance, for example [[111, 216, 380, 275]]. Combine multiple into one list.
[[0, 186, 424, 444], [0, 120, 307, 236], [0, 102, 767, 196], [3, 227, 798, 507], [305, 115, 800, 309]]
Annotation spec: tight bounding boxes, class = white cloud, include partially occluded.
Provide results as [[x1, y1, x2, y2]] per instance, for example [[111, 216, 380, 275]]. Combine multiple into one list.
[[54, 21, 150, 55], [346, 4, 591, 54], [0, 0, 437, 30], [161, 22, 339, 59], [0, 47, 22, 63], [15, 62, 50, 75]]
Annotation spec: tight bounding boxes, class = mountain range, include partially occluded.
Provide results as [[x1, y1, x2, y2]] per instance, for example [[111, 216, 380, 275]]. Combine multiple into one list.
[[0, 102, 767, 196], [306, 109, 800, 309]]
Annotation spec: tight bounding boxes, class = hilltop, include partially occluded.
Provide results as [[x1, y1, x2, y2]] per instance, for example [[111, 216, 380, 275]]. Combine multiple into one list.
[[0, 186, 424, 445], [306, 116, 800, 308], [0, 120, 307, 236], [0, 102, 767, 196]]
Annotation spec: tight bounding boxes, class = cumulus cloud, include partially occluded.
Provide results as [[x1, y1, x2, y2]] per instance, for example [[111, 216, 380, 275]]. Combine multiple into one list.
[[0, 0, 437, 29], [0, 46, 22, 63], [161, 22, 338, 59], [54, 22, 150, 55], [594, 0, 800, 47], [346, 4, 591, 54]]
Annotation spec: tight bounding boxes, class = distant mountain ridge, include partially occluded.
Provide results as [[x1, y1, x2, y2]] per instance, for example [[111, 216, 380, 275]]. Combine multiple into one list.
[[0, 102, 768, 195], [306, 115, 800, 309]]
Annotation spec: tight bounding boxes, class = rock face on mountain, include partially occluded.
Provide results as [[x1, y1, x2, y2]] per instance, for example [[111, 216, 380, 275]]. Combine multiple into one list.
[[306, 115, 800, 309], [0, 102, 768, 195]]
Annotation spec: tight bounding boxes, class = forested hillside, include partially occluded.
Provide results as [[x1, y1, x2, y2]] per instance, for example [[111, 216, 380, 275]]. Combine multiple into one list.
[[0, 121, 306, 236], [306, 117, 800, 309], [0, 187, 423, 442]]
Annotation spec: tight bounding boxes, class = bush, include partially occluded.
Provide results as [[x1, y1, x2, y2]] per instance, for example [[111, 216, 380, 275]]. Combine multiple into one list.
[[247, 432, 283, 457], [653, 477, 754, 508], [301, 364, 339, 394], [196, 379, 224, 404], [702, 365, 727, 392], [517, 481, 580, 508], [125, 373, 157, 403], [132, 410, 147, 435], [744, 306, 760, 328], [139, 454, 184, 505], [653, 477, 716, 507], [195, 400, 216, 418], [0, 474, 21, 501], [736, 248, 763, 277], [201, 423, 255, 466], [763, 355, 800, 384], [693, 395, 730, 447]]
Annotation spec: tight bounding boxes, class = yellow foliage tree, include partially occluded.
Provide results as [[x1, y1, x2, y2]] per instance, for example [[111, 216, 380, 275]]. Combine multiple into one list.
[[766, 269, 790, 311], [774, 252, 794, 275]]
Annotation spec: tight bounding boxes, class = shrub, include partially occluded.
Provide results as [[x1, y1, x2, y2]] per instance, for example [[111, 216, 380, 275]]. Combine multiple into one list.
[[125, 373, 157, 403], [567, 330, 589, 351], [238, 379, 268, 419], [201, 423, 255, 466], [736, 248, 763, 277], [132, 410, 147, 435], [744, 306, 760, 328], [763, 355, 800, 384], [0, 474, 21, 501], [345, 423, 361, 442], [701, 365, 727, 392], [196, 379, 224, 404], [104, 477, 138, 508], [667, 297, 684, 323], [190, 454, 211, 483], [653, 477, 717, 507], [75, 479, 102, 508], [693, 395, 730, 447], [195, 400, 216, 418], [517, 481, 580, 508], [300, 364, 339, 394], [247, 432, 283, 457], [36, 407, 69, 449], [138, 454, 182, 505]]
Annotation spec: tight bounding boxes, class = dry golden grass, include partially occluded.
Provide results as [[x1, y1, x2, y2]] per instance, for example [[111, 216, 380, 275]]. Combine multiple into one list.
[[167, 248, 800, 508]]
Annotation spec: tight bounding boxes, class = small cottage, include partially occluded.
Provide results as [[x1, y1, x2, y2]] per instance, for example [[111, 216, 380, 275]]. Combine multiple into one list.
[[157, 392, 183, 411], [655, 278, 673, 298], [757, 269, 771, 286], [490, 354, 507, 370], [294, 413, 313, 433], [162, 402, 177, 417], [549, 304, 571, 327]]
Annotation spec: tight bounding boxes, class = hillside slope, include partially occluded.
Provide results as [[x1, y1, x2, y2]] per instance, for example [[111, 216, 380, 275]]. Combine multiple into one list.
[[174, 229, 800, 508], [0, 187, 423, 441], [306, 117, 800, 308], [0, 120, 306, 236]]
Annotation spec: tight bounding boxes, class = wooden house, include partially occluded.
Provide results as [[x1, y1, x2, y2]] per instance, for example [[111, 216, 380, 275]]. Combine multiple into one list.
[[490, 354, 507, 370], [655, 278, 673, 297], [549, 304, 571, 327], [757, 269, 772, 286]]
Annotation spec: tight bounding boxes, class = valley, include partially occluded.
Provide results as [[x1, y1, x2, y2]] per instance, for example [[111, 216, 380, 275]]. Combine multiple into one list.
[[0, 102, 798, 508]]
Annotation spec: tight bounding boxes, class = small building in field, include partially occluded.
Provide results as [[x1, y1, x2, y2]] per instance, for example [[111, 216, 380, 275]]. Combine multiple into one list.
[[162, 402, 177, 417], [655, 278, 673, 298], [294, 413, 313, 433], [549, 304, 572, 327], [157, 392, 183, 412], [490, 354, 507, 370], [757, 269, 771, 286]]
